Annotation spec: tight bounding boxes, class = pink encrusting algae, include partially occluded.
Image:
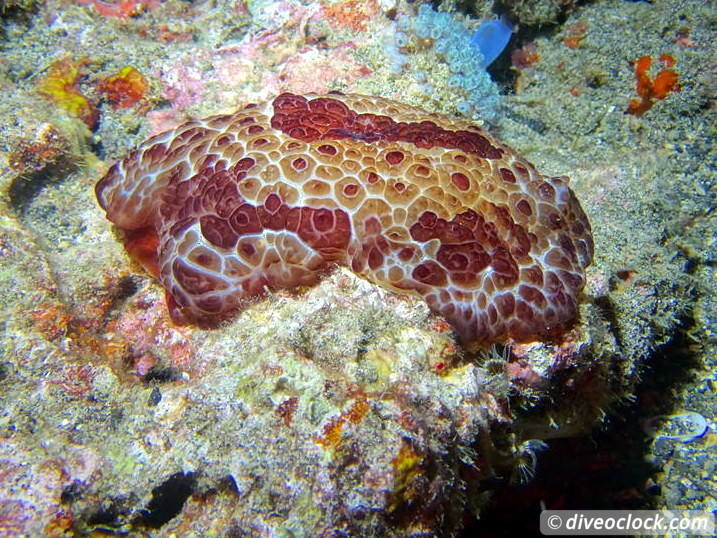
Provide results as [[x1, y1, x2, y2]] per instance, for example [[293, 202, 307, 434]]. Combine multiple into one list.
[[95, 92, 593, 348]]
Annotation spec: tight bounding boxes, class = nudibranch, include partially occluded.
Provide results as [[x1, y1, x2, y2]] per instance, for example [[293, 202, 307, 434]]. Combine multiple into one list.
[[96, 93, 593, 348]]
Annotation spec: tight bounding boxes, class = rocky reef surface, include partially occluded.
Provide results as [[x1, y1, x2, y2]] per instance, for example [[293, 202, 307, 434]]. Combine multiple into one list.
[[0, 0, 714, 535]]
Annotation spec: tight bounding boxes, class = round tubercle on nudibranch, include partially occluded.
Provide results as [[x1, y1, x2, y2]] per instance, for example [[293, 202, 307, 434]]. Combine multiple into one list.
[[95, 92, 593, 349]]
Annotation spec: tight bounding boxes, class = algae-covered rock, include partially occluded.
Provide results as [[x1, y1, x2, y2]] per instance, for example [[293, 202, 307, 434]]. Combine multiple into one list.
[[494, 0, 578, 28]]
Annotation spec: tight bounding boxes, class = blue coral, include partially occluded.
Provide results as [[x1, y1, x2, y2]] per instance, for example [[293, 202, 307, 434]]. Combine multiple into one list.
[[385, 31, 409, 73], [407, 5, 505, 122]]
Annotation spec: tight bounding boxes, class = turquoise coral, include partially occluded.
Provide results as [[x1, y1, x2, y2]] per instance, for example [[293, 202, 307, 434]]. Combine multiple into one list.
[[400, 5, 503, 122]]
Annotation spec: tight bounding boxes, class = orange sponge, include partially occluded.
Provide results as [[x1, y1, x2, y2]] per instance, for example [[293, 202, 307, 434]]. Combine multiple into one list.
[[98, 66, 148, 109], [627, 54, 680, 116]]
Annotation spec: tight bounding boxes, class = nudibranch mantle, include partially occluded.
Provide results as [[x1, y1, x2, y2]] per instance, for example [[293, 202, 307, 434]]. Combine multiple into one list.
[[96, 92, 593, 348]]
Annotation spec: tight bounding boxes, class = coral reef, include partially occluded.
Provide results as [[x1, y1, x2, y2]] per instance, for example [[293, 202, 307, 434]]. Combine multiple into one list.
[[0, 0, 714, 535], [7, 123, 71, 176], [76, 0, 162, 20], [96, 92, 593, 348], [397, 4, 504, 121], [495, 0, 578, 28], [321, 0, 380, 32]]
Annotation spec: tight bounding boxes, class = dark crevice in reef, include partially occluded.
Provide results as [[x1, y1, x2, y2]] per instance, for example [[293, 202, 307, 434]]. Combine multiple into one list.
[[8, 162, 76, 217], [593, 294, 624, 349], [462, 313, 701, 537], [109, 274, 142, 305], [78, 473, 224, 533], [87, 501, 127, 529], [142, 365, 182, 384], [98, 274, 144, 324], [59, 480, 86, 504], [133, 471, 197, 529]]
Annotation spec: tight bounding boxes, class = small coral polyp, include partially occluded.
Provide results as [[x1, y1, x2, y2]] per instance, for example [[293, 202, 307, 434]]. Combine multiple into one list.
[[96, 93, 593, 348]]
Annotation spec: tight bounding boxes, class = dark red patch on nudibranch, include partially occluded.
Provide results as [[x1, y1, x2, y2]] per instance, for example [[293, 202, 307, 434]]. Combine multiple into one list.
[[410, 209, 520, 288], [270, 93, 504, 160]]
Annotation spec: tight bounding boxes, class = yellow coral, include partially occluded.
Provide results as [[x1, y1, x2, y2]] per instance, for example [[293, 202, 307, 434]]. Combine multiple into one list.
[[38, 58, 98, 128], [388, 440, 424, 513]]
